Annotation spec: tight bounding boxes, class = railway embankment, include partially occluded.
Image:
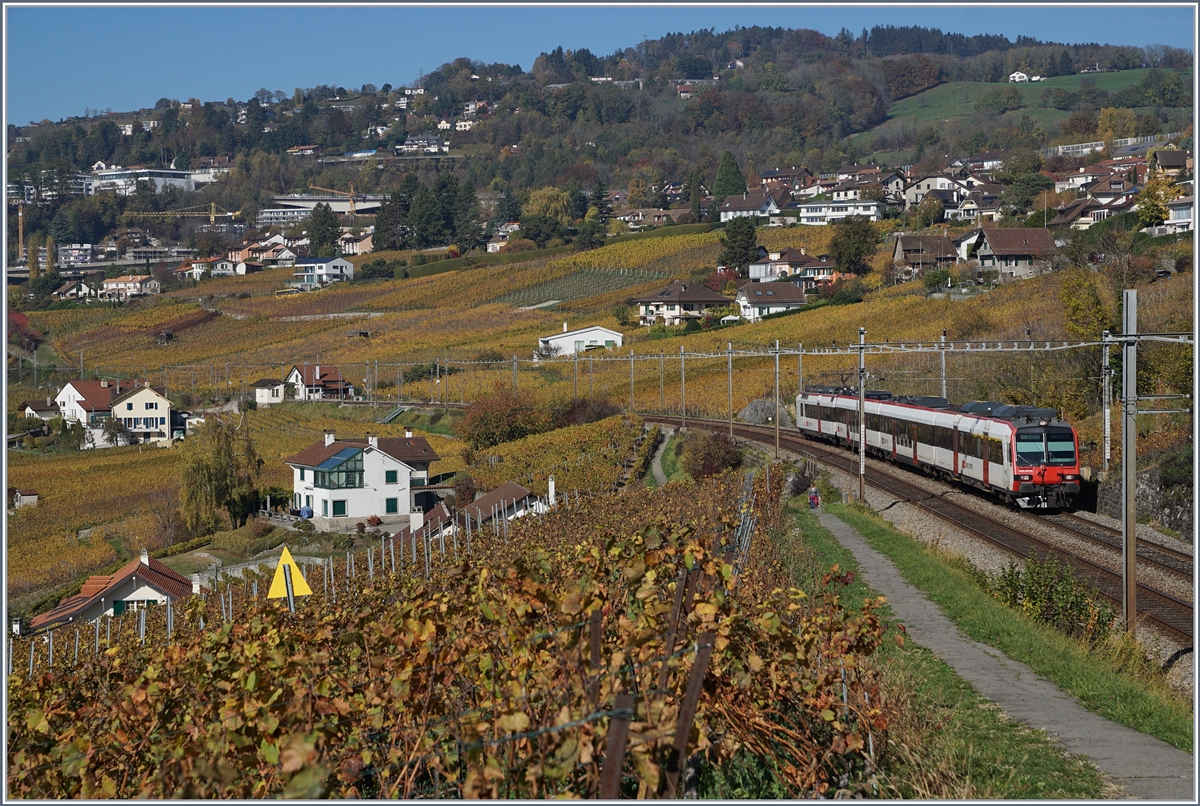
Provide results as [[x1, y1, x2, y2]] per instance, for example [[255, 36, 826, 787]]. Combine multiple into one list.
[[1096, 462, 1193, 541]]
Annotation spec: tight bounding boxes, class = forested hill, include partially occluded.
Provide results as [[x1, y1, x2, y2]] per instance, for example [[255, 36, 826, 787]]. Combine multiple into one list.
[[6, 24, 1192, 254]]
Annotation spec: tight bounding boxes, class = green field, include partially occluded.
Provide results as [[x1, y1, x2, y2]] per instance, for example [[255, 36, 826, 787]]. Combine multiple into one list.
[[849, 67, 1193, 162]]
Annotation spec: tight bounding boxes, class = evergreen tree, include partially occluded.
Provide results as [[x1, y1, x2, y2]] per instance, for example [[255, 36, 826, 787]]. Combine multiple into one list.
[[567, 181, 589, 221], [712, 150, 747, 216], [591, 177, 613, 223], [454, 181, 481, 249], [408, 184, 445, 248], [393, 173, 421, 220], [717, 216, 758, 273], [373, 191, 411, 251], [494, 191, 523, 225], [1059, 49, 1075, 76], [307, 202, 340, 257], [689, 169, 703, 222]]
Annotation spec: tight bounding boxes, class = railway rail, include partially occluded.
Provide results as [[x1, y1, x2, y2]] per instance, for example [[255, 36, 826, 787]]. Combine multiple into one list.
[[646, 416, 1193, 643]]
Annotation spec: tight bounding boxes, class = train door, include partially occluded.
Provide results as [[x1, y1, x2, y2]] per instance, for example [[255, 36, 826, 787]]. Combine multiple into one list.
[[891, 418, 898, 461]]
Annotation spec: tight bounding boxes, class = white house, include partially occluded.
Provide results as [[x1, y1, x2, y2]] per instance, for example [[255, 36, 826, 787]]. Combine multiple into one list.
[[736, 282, 808, 322], [537, 324, 623, 358], [1163, 195, 1194, 233], [56, 379, 142, 425], [20, 399, 60, 420], [284, 364, 354, 400], [207, 258, 239, 277], [101, 275, 161, 300], [109, 384, 173, 444], [251, 378, 286, 407], [1008, 71, 1028, 83], [285, 430, 441, 531], [631, 281, 731, 326], [794, 200, 880, 225], [290, 257, 354, 290], [29, 550, 198, 632]]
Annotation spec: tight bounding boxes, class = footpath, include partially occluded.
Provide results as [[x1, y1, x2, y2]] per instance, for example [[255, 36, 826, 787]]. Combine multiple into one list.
[[649, 426, 674, 487], [816, 510, 1195, 801]]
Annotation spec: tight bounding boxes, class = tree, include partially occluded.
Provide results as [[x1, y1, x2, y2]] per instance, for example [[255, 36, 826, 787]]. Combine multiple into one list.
[[408, 184, 445, 248], [102, 416, 132, 447], [575, 219, 605, 250], [680, 431, 742, 479], [913, 195, 945, 228], [717, 216, 758, 273], [524, 187, 572, 226], [180, 414, 263, 535], [590, 178, 612, 223], [567, 182, 589, 221], [307, 202, 340, 257], [1097, 107, 1137, 141], [712, 150, 747, 210], [460, 384, 552, 450], [25, 232, 40, 280], [516, 213, 561, 248], [829, 216, 879, 276], [688, 169, 703, 221], [1136, 175, 1175, 229], [373, 191, 411, 251]]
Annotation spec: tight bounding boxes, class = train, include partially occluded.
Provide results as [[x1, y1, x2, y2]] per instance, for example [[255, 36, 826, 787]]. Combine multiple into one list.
[[795, 387, 1081, 509]]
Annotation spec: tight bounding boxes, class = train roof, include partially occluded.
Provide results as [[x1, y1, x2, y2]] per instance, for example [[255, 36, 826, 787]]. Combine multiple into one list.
[[799, 387, 1067, 427]]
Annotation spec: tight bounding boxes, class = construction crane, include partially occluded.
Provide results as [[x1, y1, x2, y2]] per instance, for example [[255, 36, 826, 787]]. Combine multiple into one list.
[[308, 183, 360, 215], [124, 202, 241, 226], [6, 194, 25, 263]]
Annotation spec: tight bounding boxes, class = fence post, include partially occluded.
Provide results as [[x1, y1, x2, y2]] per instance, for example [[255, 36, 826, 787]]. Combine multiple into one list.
[[661, 632, 716, 798], [588, 608, 603, 707], [48, 631, 53, 669], [657, 567, 689, 694], [599, 693, 634, 799]]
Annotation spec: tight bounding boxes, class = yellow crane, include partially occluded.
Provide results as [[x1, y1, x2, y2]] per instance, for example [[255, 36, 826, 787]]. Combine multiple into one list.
[[308, 183, 359, 215], [123, 202, 241, 226]]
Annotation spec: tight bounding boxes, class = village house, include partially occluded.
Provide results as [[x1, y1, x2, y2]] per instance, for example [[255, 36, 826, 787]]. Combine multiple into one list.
[[29, 549, 199, 632], [251, 378, 287, 407], [537, 324, 623, 357], [284, 364, 354, 400], [747, 246, 828, 282], [20, 399, 60, 420], [338, 232, 374, 255], [55, 378, 143, 425], [1163, 195, 1194, 233], [794, 199, 880, 225], [893, 233, 959, 275], [290, 256, 355, 291], [101, 275, 161, 300], [52, 279, 96, 299], [631, 281, 731, 326], [735, 282, 807, 322], [719, 189, 789, 222], [1149, 149, 1191, 178], [759, 166, 813, 192], [958, 227, 1058, 281], [10, 489, 39, 509], [285, 429, 441, 531], [109, 384, 175, 444]]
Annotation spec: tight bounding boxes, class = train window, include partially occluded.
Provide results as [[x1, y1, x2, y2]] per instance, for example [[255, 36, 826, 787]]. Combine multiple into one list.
[[935, 426, 952, 450], [1046, 428, 1076, 465], [989, 438, 1003, 464], [1015, 432, 1044, 466]]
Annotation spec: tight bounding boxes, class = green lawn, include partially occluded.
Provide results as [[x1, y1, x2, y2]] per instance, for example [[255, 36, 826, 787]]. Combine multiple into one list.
[[825, 501, 1193, 753], [764, 500, 1108, 799]]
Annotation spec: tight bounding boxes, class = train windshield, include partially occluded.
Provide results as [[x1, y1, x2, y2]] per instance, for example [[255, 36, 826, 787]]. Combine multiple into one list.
[[1015, 432, 1044, 466], [1046, 428, 1076, 465]]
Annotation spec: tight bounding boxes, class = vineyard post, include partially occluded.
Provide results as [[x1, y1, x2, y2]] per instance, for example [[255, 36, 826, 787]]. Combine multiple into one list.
[[139, 609, 146, 644], [368, 547, 374, 582], [511, 355, 517, 392], [588, 608, 603, 706], [28, 640, 34, 679], [574, 353, 579, 402], [858, 327, 866, 503], [940, 329, 947, 400], [774, 339, 780, 460], [629, 349, 634, 413], [727, 343, 733, 438], [48, 631, 53, 668], [662, 631, 716, 798], [679, 346, 685, 429], [797, 342, 803, 397], [283, 565, 296, 613], [252, 579, 258, 599], [589, 356, 594, 400], [74, 630, 79, 666], [599, 693, 634, 798], [659, 352, 664, 411], [94, 618, 99, 653], [398, 368, 403, 403]]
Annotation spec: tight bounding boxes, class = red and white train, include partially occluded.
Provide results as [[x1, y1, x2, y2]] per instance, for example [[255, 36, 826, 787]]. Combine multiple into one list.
[[795, 388, 1082, 509]]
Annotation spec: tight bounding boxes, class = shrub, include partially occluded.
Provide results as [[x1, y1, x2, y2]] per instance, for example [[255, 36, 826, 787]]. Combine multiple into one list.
[[460, 383, 553, 450], [249, 519, 275, 539], [293, 519, 315, 531], [680, 431, 742, 479], [331, 534, 355, 550]]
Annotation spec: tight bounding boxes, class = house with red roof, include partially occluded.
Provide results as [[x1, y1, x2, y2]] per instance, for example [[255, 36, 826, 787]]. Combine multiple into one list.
[[284, 364, 354, 400], [29, 549, 200, 633], [55, 378, 145, 425]]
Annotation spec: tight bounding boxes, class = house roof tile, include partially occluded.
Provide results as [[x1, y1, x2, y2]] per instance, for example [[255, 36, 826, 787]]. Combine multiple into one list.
[[631, 281, 731, 305], [30, 557, 196, 631], [284, 435, 441, 469], [980, 227, 1058, 256], [461, 482, 534, 524]]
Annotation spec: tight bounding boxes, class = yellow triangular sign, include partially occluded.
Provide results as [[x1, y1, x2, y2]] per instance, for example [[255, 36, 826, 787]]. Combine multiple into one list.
[[268, 547, 312, 598]]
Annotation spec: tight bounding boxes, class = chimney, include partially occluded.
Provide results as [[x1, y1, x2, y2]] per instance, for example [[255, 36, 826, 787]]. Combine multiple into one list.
[[563, 321, 568, 333], [368, 434, 378, 449], [100, 379, 108, 388], [548, 475, 556, 507], [800, 247, 806, 256], [410, 507, 424, 533], [325, 432, 336, 447], [140, 547, 149, 565], [192, 574, 201, 594], [405, 427, 413, 439], [314, 364, 320, 380]]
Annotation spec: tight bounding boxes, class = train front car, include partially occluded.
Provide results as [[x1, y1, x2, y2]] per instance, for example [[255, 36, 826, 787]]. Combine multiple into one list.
[[1010, 415, 1081, 510]]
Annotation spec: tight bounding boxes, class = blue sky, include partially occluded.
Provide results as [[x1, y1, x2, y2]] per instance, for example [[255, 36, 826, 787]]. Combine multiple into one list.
[[5, 4, 1195, 125]]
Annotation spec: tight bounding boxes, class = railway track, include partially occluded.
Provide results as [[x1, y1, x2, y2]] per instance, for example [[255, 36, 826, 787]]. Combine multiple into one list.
[[1035, 513, 1193, 581], [648, 416, 1193, 643]]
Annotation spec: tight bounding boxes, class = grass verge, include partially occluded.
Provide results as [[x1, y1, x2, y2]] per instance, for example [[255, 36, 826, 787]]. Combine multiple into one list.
[[657, 433, 690, 484], [776, 500, 1109, 799], [825, 501, 1193, 753]]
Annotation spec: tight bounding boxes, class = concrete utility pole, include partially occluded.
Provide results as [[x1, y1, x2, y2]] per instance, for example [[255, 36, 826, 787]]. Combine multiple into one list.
[[858, 327, 867, 502], [629, 349, 635, 413], [774, 340, 780, 459], [574, 353, 579, 401], [659, 352, 664, 411], [511, 355, 517, 392], [727, 342, 733, 438], [1102, 331, 1111, 474], [679, 346, 686, 429], [940, 329, 947, 400], [1121, 291, 1137, 635]]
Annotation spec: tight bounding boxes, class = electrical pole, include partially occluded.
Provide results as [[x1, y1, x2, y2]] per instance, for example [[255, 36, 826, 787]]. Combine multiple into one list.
[[1120, 291, 1137, 636], [511, 355, 517, 393], [858, 327, 866, 502], [797, 342, 803, 399], [659, 352, 664, 412], [629, 349, 634, 413], [1102, 331, 1111, 475], [679, 345, 685, 430], [774, 339, 780, 459], [574, 352, 579, 402], [940, 329, 947, 400], [727, 342, 733, 439]]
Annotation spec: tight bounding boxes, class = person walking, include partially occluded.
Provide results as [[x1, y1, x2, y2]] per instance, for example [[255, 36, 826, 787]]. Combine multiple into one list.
[[808, 483, 821, 510]]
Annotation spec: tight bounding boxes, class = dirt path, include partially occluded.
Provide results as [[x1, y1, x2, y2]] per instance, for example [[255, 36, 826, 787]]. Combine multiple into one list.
[[816, 510, 1194, 800], [650, 426, 673, 486]]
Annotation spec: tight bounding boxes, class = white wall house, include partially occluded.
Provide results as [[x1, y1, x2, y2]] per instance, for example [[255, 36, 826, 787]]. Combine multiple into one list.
[[56, 379, 141, 425], [537, 324, 623, 357], [1008, 71, 1028, 83], [286, 431, 441, 531], [794, 200, 880, 225], [109, 385, 173, 444], [290, 257, 354, 290], [251, 378, 286, 407], [735, 282, 808, 322]]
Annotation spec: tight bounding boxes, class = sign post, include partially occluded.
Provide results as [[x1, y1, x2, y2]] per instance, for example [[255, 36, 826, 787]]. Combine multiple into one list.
[[268, 547, 313, 610]]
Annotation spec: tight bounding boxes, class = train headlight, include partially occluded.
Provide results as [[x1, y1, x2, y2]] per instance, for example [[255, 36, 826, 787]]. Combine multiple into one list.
[[1016, 474, 1033, 481], [1061, 474, 1079, 480]]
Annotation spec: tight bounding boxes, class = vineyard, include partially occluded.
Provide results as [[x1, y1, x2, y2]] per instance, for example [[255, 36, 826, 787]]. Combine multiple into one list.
[[7, 469, 896, 799], [468, 415, 646, 495]]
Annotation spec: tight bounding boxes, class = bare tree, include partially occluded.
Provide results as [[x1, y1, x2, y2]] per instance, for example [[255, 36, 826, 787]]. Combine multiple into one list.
[[148, 487, 183, 547]]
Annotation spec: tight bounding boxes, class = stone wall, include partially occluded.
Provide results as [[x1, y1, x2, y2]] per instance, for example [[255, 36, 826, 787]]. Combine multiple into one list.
[[1096, 465, 1193, 541]]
